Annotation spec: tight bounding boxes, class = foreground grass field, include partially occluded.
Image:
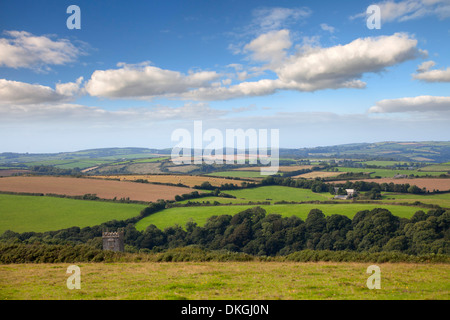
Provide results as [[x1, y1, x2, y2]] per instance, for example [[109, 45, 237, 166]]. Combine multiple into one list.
[[135, 203, 426, 231], [0, 262, 448, 300], [0, 194, 146, 234]]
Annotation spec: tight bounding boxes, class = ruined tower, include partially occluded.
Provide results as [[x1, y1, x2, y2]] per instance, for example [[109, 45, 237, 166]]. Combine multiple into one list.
[[102, 231, 124, 252]]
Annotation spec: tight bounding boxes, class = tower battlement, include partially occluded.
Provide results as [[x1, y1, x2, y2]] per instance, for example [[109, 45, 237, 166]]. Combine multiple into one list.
[[102, 231, 124, 252]]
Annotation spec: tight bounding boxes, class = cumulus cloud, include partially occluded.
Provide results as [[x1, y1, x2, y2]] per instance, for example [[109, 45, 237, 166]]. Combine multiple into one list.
[[413, 61, 450, 82], [0, 30, 84, 70], [0, 77, 85, 105], [369, 95, 450, 113], [55, 77, 84, 97], [0, 79, 78, 104], [84, 33, 420, 101], [276, 33, 419, 91], [416, 60, 436, 73], [243, 29, 292, 65], [351, 0, 450, 23], [84, 62, 220, 99]]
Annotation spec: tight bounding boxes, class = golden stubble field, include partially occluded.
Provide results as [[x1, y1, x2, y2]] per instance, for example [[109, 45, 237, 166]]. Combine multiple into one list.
[[90, 174, 247, 187], [0, 176, 193, 202], [0, 262, 448, 300], [233, 165, 315, 172]]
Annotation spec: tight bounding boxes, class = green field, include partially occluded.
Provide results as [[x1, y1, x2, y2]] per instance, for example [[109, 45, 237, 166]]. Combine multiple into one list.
[[0, 194, 146, 234], [419, 162, 450, 172], [381, 192, 450, 208], [135, 203, 426, 231], [1, 262, 448, 300], [225, 186, 333, 202], [335, 167, 448, 178]]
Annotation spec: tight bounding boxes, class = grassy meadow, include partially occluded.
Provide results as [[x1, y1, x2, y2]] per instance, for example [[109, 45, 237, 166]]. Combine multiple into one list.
[[0, 194, 146, 234], [135, 203, 426, 231], [381, 192, 450, 208], [1, 262, 448, 300], [225, 186, 332, 202]]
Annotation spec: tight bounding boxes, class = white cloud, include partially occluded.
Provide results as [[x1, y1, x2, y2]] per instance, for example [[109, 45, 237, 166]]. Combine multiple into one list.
[[180, 79, 281, 101], [0, 79, 76, 104], [85, 62, 220, 99], [196, 33, 419, 99], [369, 95, 450, 113], [55, 77, 84, 97], [413, 62, 450, 82], [0, 31, 84, 70], [416, 60, 436, 72], [243, 29, 292, 64], [320, 23, 335, 33], [276, 33, 419, 91], [82, 33, 420, 102], [251, 7, 312, 33], [351, 0, 450, 23]]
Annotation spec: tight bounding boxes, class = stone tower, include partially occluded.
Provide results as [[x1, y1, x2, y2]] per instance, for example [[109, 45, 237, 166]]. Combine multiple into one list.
[[102, 231, 124, 252]]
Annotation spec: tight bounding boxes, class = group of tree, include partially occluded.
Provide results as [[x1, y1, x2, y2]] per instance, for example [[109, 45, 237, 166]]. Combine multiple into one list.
[[260, 176, 428, 195], [29, 165, 81, 176], [2, 206, 448, 257]]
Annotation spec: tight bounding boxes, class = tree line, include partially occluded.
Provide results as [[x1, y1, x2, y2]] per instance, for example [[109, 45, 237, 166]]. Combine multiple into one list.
[[2, 206, 448, 257]]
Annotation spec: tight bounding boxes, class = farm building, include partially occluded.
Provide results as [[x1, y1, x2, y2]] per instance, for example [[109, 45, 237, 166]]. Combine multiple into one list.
[[334, 189, 357, 200]]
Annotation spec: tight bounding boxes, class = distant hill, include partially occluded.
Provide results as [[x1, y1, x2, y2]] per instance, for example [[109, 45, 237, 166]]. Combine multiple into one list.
[[1, 141, 450, 166], [279, 141, 450, 163]]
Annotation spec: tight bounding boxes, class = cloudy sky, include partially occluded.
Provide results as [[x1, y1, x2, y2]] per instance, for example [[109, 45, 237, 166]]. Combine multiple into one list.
[[0, 0, 449, 152]]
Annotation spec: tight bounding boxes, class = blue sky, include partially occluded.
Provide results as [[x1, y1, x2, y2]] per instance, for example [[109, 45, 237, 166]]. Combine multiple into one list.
[[0, 0, 449, 152]]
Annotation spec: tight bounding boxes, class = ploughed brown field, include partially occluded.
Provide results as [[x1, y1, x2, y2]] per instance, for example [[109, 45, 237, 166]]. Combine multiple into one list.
[[330, 178, 450, 191], [90, 174, 245, 187], [0, 176, 193, 202]]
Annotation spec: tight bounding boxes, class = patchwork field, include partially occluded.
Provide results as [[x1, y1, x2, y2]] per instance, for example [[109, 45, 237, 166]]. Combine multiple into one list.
[[1, 262, 448, 300], [91, 174, 247, 188], [135, 203, 426, 231], [0, 194, 146, 234], [0, 176, 192, 202]]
